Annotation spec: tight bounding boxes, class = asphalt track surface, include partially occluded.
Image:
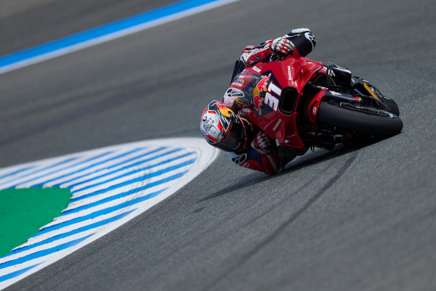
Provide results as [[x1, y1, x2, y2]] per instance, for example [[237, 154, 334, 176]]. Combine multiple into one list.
[[1, 0, 436, 290], [0, 0, 175, 54]]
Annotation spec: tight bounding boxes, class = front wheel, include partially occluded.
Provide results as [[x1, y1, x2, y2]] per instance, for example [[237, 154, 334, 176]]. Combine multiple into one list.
[[317, 101, 403, 140]]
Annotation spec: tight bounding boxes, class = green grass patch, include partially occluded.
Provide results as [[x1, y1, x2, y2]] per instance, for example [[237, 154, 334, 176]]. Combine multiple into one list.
[[0, 187, 71, 257]]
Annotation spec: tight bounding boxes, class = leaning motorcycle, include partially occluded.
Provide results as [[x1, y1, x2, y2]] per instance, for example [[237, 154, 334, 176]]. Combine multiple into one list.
[[238, 54, 403, 153]]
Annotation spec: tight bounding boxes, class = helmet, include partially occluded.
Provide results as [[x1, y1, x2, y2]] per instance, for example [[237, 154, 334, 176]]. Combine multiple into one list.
[[200, 100, 246, 152]]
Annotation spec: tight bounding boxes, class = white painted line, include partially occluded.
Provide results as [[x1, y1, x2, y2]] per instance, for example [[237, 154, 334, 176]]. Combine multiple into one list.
[[70, 151, 194, 196], [0, 0, 239, 74], [46, 147, 160, 187], [69, 148, 188, 192]]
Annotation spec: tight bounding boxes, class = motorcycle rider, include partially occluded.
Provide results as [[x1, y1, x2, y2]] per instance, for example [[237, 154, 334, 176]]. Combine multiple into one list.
[[200, 28, 351, 175]]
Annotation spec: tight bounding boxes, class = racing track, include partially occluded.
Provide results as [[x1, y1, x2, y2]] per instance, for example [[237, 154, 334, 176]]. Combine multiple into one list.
[[1, 0, 436, 290]]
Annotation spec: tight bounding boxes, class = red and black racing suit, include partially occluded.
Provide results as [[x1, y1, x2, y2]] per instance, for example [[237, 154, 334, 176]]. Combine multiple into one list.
[[222, 28, 318, 175]]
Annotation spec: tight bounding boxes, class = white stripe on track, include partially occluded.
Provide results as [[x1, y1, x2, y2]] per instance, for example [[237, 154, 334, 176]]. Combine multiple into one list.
[[58, 147, 168, 188], [0, 231, 96, 268], [0, 153, 102, 189], [24, 210, 131, 247], [69, 148, 188, 192], [50, 172, 180, 225], [70, 152, 194, 197], [44, 147, 162, 187], [15, 149, 133, 188], [0, 158, 78, 188]]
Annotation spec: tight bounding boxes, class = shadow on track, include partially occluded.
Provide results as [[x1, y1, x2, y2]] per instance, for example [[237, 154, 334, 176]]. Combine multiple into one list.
[[202, 151, 359, 290], [197, 142, 374, 204]]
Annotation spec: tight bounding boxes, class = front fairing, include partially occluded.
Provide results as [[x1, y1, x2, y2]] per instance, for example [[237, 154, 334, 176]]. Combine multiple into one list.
[[255, 56, 324, 94], [239, 56, 324, 150]]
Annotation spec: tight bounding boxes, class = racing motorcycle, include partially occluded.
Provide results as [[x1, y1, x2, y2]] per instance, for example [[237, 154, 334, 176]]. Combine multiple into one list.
[[239, 55, 403, 153]]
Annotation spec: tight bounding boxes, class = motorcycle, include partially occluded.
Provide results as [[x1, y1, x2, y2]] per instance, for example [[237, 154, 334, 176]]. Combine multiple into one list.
[[238, 54, 403, 154]]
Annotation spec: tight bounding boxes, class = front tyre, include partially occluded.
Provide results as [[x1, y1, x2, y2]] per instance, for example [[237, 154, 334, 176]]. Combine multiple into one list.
[[318, 101, 403, 140]]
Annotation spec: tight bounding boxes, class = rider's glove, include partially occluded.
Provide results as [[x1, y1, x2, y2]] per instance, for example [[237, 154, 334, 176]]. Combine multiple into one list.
[[271, 37, 294, 56], [251, 131, 273, 155]]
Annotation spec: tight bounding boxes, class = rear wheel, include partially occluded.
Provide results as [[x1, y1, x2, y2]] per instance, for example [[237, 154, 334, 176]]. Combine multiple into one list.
[[318, 101, 403, 140]]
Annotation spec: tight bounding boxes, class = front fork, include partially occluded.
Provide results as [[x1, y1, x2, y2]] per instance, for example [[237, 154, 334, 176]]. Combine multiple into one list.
[[301, 86, 363, 149]]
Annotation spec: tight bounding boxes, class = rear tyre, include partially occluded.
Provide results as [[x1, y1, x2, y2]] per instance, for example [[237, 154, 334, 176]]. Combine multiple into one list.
[[318, 102, 403, 139]]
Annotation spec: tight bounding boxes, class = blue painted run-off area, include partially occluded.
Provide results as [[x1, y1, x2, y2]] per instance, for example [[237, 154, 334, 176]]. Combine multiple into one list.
[[0, 0, 225, 68]]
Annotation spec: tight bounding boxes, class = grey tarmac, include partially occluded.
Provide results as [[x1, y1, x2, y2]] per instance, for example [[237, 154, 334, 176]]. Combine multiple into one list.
[[1, 0, 436, 290]]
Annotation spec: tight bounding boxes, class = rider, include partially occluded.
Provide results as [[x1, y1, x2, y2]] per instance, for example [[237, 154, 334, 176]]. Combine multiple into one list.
[[200, 28, 351, 175]]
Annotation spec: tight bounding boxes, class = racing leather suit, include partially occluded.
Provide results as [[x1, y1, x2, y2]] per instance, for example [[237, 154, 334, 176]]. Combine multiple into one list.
[[223, 28, 317, 175]]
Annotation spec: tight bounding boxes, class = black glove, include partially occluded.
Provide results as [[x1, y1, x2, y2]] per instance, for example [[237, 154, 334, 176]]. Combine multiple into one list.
[[251, 132, 273, 155]]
